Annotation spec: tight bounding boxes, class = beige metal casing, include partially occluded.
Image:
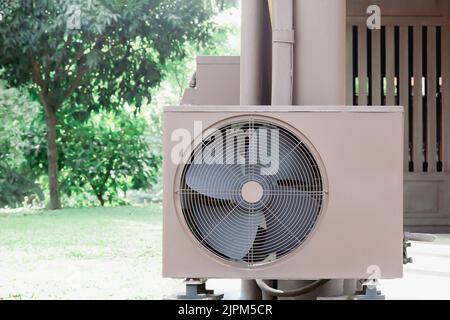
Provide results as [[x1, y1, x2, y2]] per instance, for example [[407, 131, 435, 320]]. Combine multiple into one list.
[[163, 106, 404, 280], [182, 56, 240, 106]]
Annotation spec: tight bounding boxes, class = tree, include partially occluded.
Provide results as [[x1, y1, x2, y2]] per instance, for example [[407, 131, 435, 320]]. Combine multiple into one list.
[[58, 108, 158, 206], [0, 0, 213, 209]]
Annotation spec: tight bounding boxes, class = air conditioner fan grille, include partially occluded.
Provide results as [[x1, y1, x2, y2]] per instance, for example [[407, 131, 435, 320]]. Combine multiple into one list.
[[179, 118, 324, 266]]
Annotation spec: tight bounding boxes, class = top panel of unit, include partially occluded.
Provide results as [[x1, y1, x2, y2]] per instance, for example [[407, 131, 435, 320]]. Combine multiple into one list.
[[164, 106, 404, 113], [196, 56, 240, 65]]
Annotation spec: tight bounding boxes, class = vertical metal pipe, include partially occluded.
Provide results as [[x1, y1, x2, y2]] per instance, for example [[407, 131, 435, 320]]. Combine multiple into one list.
[[278, 0, 350, 300], [240, 0, 272, 300], [241, 279, 262, 300], [240, 0, 272, 105], [293, 0, 346, 105]]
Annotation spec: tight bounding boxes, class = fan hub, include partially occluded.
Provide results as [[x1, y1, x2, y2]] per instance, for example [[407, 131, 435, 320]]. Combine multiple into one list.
[[241, 181, 264, 204]]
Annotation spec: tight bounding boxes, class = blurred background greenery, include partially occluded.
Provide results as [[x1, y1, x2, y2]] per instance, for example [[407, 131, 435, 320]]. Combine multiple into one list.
[[0, 0, 240, 210]]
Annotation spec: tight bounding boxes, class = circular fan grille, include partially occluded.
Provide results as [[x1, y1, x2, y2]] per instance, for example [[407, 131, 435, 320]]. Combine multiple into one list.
[[178, 117, 325, 267]]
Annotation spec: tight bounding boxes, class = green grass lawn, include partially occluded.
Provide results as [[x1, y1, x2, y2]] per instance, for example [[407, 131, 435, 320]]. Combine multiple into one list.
[[0, 205, 182, 299]]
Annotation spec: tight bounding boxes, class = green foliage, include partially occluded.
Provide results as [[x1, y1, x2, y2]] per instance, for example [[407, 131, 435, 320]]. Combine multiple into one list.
[[0, 2, 239, 209], [0, 80, 38, 167], [0, 0, 215, 208], [0, 78, 44, 207], [56, 107, 160, 206], [23, 103, 162, 207], [0, 0, 215, 109]]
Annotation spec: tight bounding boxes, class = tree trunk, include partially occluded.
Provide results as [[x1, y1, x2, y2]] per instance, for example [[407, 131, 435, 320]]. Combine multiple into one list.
[[44, 105, 62, 210], [96, 193, 105, 206]]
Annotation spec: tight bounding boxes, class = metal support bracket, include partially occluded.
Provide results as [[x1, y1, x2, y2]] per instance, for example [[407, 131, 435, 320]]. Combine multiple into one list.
[[176, 278, 224, 300], [352, 280, 385, 300], [403, 236, 413, 264]]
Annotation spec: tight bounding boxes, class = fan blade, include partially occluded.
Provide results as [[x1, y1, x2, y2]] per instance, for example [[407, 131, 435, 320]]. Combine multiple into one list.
[[185, 164, 244, 200], [190, 203, 264, 261], [256, 130, 307, 183], [272, 141, 311, 181], [260, 192, 320, 256]]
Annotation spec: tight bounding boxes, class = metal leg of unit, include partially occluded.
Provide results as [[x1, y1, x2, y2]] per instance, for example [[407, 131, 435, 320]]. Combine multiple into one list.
[[352, 280, 385, 300], [176, 278, 224, 300]]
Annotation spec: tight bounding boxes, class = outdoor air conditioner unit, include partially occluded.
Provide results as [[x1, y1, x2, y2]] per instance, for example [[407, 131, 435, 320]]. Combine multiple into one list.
[[163, 106, 404, 280]]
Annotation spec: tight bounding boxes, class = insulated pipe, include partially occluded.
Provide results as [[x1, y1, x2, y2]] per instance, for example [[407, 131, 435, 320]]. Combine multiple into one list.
[[256, 279, 329, 298], [264, 0, 296, 298], [261, 280, 275, 300], [271, 0, 294, 105]]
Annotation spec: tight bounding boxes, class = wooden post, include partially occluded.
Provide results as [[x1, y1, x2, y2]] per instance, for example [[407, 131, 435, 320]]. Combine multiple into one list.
[[427, 26, 437, 172], [413, 26, 423, 172], [372, 28, 382, 106], [386, 26, 396, 106], [399, 26, 410, 171], [346, 24, 354, 105]]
